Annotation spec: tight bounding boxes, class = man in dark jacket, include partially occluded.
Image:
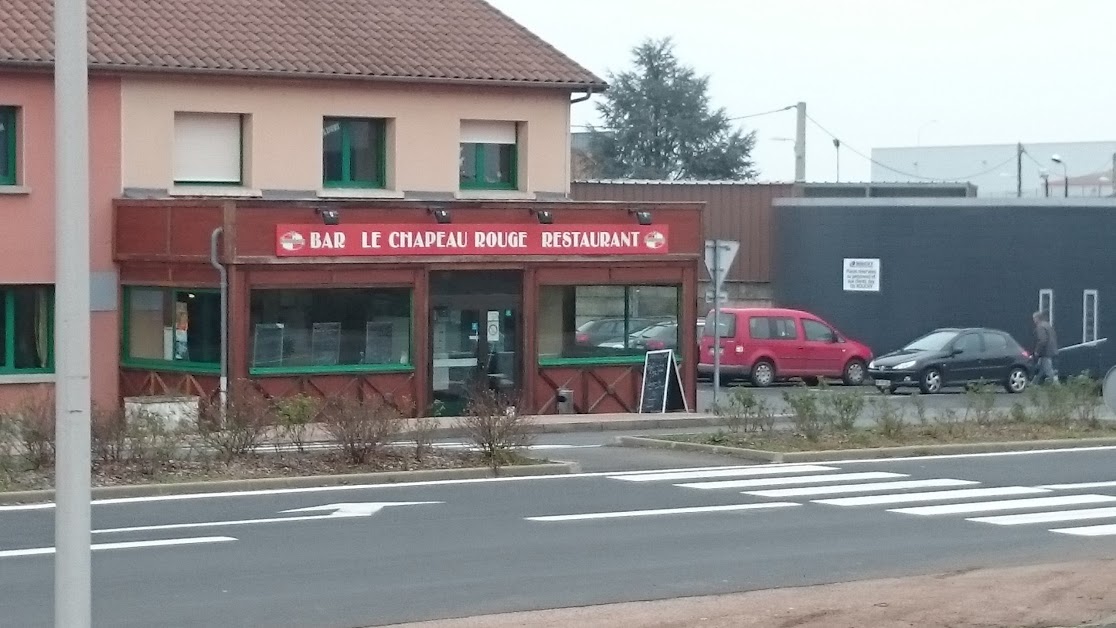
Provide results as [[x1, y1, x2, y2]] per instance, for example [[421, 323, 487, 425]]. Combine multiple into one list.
[[1032, 310, 1059, 384]]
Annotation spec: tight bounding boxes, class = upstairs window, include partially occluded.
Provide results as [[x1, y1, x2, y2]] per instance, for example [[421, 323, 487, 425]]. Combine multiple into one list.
[[0, 106, 16, 185], [459, 120, 517, 190], [323, 117, 387, 188], [173, 112, 244, 185]]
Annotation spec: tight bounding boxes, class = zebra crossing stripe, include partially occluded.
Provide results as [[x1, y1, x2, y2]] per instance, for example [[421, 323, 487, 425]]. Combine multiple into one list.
[[968, 506, 1116, 526], [1050, 523, 1116, 537], [746, 478, 976, 498], [815, 486, 1047, 507], [1038, 480, 1116, 490], [612, 465, 836, 483], [890, 494, 1116, 516], [675, 471, 905, 490]]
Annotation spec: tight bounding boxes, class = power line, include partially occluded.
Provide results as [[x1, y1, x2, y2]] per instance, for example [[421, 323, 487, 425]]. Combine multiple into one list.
[[806, 114, 1017, 182], [570, 103, 795, 130]]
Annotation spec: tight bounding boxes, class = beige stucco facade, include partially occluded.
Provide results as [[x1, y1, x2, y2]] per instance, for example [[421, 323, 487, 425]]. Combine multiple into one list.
[[120, 76, 574, 197]]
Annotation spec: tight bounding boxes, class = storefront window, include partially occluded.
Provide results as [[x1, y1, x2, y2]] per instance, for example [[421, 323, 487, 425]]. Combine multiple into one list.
[[249, 288, 411, 372], [537, 285, 679, 363], [0, 285, 54, 373], [123, 287, 220, 368]]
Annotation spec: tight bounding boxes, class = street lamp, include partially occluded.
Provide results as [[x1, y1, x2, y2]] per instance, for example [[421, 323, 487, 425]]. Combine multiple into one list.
[[1051, 154, 1069, 198]]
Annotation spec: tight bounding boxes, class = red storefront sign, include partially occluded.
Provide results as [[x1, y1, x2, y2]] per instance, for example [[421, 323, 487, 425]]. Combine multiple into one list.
[[274, 224, 671, 257]]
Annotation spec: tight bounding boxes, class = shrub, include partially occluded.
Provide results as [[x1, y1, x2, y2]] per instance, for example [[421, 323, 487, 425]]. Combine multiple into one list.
[[782, 386, 823, 442], [321, 395, 403, 465], [870, 396, 905, 440], [0, 407, 17, 487], [963, 382, 999, 426], [197, 382, 271, 461], [125, 409, 190, 474], [1065, 374, 1101, 429], [714, 387, 775, 434], [408, 416, 440, 464], [825, 388, 866, 433], [910, 392, 930, 426], [1030, 382, 1075, 428], [274, 394, 320, 454], [91, 403, 129, 464], [455, 387, 535, 472], [1008, 400, 1030, 424], [933, 407, 965, 438], [10, 392, 56, 470]]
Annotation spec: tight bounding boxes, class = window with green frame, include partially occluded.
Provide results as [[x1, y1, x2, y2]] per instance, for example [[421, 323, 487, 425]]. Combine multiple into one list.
[[323, 117, 387, 188], [459, 120, 518, 190], [537, 285, 680, 365], [0, 285, 54, 374], [249, 288, 412, 374], [122, 287, 221, 371], [0, 106, 17, 186]]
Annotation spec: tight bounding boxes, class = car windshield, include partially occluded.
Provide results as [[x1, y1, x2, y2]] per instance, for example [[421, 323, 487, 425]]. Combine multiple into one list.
[[902, 330, 958, 352]]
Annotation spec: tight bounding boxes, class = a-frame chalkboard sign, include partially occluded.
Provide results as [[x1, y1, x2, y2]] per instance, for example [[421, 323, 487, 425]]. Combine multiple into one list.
[[638, 349, 689, 413]]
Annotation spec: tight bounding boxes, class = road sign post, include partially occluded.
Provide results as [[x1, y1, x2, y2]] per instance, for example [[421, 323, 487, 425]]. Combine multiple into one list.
[[704, 240, 740, 408]]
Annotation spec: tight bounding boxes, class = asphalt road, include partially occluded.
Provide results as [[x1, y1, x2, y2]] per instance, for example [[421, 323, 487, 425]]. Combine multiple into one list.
[[3, 447, 1116, 628]]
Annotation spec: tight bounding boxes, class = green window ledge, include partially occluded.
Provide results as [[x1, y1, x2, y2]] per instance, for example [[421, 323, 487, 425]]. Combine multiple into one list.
[[122, 360, 221, 375]]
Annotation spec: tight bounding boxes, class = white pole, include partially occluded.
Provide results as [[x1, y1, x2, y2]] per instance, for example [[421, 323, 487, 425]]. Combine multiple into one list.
[[54, 0, 92, 623], [711, 241, 722, 406]]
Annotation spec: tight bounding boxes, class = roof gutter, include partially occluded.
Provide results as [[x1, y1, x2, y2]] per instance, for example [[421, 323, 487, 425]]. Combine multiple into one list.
[[0, 60, 608, 91], [570, 87, 596, 103]]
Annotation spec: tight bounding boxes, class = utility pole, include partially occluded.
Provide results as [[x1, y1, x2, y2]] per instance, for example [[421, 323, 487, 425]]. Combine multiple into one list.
[[54, 0, 92, 624], [794, 101, 806, 182], [833, 138, 841, 182], [1016, 142, 1023, 198]]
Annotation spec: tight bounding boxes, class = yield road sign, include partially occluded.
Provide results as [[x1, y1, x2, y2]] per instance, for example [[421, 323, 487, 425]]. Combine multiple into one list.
[[704, 240, 740, 289]]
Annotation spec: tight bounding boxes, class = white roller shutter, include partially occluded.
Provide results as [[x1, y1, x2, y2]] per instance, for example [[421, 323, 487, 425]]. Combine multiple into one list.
[[174, 112, 243, 183], [460, 120, 516, 145]]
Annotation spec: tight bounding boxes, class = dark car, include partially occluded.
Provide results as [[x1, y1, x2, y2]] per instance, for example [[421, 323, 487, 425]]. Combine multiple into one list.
[[598, 320, 679, 351], [575, 317, 666, 347], [868, 327, 1032, 394]]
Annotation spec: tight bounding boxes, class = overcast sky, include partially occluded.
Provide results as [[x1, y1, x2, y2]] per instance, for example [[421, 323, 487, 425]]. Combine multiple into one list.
[[488, 0, 1114, 183]]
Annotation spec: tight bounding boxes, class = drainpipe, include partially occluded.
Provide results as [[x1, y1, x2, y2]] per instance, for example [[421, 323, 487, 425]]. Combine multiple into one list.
[[209, 227, 228, 414]]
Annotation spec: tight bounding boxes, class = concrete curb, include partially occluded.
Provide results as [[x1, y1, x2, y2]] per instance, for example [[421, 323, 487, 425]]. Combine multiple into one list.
[[0, 461, 581, 505], [613, 435, 1116, 463]]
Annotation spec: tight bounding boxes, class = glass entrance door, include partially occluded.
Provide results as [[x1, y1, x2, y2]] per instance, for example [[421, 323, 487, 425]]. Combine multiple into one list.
[[429, 271, 522, 416]]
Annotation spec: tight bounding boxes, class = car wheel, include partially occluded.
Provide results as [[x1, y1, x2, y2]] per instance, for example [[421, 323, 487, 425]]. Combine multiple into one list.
[[1005, 366, 1028, 394], [842, 359, 867, 386], [750, 360, 775, 388], [919, 368, 943, 394]]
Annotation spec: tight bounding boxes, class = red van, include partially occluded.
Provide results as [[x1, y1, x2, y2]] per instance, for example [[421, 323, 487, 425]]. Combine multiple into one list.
[[698, 307, 873, 387]]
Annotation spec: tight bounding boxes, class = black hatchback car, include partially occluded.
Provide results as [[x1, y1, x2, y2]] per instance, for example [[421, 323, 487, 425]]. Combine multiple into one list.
[[868, 327, 1033, 394]]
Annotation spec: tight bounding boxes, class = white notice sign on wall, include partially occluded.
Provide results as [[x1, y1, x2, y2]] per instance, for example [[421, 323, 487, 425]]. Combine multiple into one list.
[[843, 258, 880, 292]]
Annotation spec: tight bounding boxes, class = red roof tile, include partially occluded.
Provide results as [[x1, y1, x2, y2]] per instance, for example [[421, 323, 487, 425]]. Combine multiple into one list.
[[0, 0, 605, 88]]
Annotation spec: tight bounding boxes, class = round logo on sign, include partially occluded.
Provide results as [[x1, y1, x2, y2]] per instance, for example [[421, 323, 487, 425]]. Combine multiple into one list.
[[279, 231, 306, 252], [644, 231, 666, 250]]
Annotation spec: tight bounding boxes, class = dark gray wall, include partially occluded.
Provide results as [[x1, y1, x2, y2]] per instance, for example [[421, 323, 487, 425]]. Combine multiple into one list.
[[772, 199, 1116, 378]]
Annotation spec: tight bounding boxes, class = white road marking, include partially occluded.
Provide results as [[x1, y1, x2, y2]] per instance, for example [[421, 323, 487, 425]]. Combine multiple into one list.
[[745, 478, 977, 498], [1051, 523, 1116, 537], [968, 506, 1116, 526], [815, 486, 1049, 507], [799, 445, 1116, 465], [0, 536, 236, 559], [613, 465, 836, 483], [890, 494, 1116, 516], [93, 501, 442, 535], [525, 502, 800, 522], [676, 471, 906, 490], [1038, 480, 1116, 490]]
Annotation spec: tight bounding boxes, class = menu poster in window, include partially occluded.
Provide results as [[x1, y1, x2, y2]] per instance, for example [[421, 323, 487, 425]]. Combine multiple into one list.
[[252, 323, 285, 367], [639, 349, 688, 413], [364, 321, 394, 364], [311, 322, 342, 366], [173, 301, 189, 361]]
